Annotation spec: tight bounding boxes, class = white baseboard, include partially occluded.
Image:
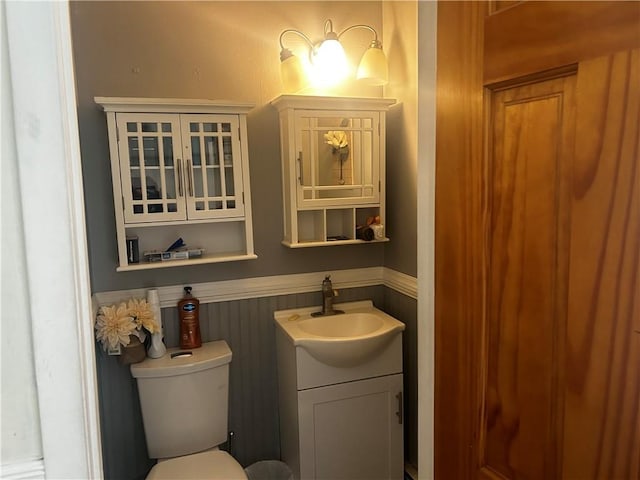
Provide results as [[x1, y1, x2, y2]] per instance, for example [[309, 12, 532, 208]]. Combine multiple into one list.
[[93, 267, 417, 308], [1, 460, 45, 480]]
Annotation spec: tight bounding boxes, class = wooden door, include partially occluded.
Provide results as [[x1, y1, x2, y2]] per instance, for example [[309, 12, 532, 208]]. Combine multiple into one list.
[[435, 2, 640, 479]]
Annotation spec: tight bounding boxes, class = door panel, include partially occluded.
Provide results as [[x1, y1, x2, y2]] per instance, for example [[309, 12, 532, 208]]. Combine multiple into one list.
[[484, 1, 640, 84], [482, 76, 575, 480], [562, 49, 640, 480]]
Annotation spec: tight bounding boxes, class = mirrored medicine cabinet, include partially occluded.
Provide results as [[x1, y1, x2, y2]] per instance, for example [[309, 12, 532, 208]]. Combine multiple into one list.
[[271, 95, 396, 247]]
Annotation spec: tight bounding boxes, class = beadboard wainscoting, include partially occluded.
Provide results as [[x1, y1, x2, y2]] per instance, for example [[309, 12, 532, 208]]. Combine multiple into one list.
[[93, 268, 417, 480]]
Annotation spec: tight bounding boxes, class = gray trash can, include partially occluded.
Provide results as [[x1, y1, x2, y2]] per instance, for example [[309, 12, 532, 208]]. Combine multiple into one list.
[[244, 460, 294, 480]]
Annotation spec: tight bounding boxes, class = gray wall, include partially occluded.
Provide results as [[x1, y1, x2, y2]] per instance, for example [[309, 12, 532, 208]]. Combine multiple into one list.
[[96, 286, 417, 480], [382, 1, 418, 278], [69, 1, 406, 294], [72, 1, 420, 477]]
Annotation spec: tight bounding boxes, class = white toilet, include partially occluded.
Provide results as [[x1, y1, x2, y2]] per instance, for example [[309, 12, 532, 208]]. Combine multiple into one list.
[[131, 340, 247, 480]]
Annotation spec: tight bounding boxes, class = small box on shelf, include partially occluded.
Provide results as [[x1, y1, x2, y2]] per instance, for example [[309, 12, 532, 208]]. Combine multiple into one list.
[[143, 248, 205, 263]]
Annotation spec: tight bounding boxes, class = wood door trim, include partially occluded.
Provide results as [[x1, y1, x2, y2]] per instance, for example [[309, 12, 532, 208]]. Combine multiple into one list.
[[434, 2, 488, 479], [484, 1, 640, 84], [487, 64, 578, 92]]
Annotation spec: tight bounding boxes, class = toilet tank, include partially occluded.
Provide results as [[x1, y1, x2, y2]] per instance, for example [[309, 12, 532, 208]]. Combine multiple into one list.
[[130, 340, 232, 459]]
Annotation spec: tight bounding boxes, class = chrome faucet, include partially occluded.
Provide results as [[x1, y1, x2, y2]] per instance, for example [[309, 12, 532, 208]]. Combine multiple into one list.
[[311, 275, 345, 317]]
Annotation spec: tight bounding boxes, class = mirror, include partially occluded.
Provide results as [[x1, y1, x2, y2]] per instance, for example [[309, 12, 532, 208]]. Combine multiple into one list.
[[298, 115, 375, 200]]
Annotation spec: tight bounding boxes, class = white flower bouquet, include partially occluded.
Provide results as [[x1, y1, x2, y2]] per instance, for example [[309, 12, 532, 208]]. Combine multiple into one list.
[[95, 298, 160, 352]]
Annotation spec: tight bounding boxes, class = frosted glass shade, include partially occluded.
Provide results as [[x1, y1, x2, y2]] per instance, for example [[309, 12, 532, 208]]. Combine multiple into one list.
[[280, 53, 307, 93], [313, 38, 348, 86], [357, 45, 388, 86]]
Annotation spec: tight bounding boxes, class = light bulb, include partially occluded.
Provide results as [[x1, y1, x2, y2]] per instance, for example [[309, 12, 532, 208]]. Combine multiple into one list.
[[312, 34, 349, 87]]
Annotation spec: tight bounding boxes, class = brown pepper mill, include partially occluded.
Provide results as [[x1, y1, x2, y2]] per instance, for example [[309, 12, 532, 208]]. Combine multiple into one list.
[[178, 286, 202, 349]]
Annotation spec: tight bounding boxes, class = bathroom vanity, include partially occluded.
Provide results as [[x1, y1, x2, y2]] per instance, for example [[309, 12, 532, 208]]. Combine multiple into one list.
[[274, 301, 404, 479]]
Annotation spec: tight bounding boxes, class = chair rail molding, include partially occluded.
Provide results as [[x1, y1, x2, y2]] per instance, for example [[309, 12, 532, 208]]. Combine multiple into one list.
[[93, 267, 417, 307]]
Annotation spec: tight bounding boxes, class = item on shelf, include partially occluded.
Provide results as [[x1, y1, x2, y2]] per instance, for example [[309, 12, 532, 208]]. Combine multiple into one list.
[[327, 235, 350, 241], [143, 248, 205, 262], [366, 215, 381, 226], [126, 235, 139, 263], [165, 237, 185, 252], [370, 224, 385, 240], [356, 225, 375, 241]]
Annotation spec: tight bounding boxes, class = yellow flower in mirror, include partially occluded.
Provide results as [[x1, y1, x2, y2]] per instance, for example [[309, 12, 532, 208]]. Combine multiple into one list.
[[324, 130, 349, 149]]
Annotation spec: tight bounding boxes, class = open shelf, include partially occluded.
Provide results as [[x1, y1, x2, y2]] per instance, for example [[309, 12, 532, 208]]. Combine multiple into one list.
[[120, 221, 253, 270], [281, 237, 389, 249], [287, 206, 384, 247], [116, 252, 257, 271]]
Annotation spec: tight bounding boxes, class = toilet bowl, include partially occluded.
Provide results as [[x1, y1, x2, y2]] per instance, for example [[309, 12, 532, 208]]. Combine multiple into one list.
[[131, 340, 247, 479]]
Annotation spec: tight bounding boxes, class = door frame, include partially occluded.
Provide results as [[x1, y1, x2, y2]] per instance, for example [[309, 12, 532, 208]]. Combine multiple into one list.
[[417, 2, 438, 478], [4, 1, 103, 477]]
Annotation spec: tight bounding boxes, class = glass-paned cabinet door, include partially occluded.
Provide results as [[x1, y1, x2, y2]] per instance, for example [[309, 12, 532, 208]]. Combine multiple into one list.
[[116, 113, 186, 223], [295, 110, 380, 207], [180, 115, 245, 220]]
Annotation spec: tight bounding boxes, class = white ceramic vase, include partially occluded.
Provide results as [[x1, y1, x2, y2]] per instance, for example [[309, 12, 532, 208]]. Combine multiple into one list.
[[146, 288, 166, 359]]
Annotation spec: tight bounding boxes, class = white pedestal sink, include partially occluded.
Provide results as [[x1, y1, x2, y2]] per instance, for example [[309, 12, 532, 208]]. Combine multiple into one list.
[[274, 300, 405, 368], [274, 300, 405, 479]]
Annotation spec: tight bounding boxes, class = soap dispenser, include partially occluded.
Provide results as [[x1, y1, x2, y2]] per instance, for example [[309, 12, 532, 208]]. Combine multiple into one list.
[[178, 286, 202, 349]]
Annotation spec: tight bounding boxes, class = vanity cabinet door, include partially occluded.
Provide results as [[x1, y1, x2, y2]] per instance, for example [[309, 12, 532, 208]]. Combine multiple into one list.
[[295, 110, 380, 208], [180, 115, 245, 220], [297, 374, 404, 480], [116, 113, 186, 223]]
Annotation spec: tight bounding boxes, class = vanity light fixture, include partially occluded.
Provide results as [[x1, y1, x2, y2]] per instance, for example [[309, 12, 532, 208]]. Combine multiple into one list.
[[278, 19, 389, 92]]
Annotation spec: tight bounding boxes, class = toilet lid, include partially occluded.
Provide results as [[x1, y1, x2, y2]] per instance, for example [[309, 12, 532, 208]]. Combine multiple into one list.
[[147, 450, 247, 480]]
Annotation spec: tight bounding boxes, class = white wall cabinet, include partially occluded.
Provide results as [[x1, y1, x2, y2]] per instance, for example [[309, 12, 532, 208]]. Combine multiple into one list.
[[96, 98, 256, 271], [271, 95, 395, 248]]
